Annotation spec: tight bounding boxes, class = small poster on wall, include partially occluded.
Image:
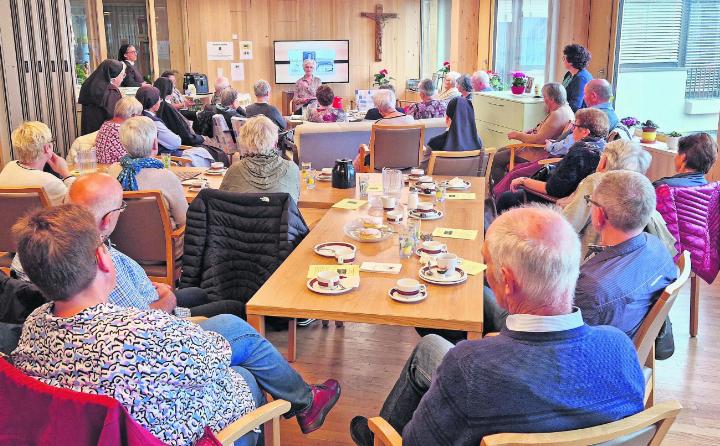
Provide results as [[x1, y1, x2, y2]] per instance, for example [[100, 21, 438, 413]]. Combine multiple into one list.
[[239, 41, 253, 60], [207, 41, 234, 60], [231, 63, 244, 81]]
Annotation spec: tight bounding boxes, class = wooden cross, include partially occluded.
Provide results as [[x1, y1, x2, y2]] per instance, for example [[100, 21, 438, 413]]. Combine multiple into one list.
[[361, 4, 398, 62]]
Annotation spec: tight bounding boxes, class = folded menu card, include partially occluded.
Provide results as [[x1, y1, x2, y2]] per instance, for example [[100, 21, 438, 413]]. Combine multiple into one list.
[[431, 227, 479, 240], [307, 264, 360, 278], [367, 184, 383, 192], [461, 260, 488, 275], [332, 198, 368, 210], [359, 262, 403, 274], [446, 192, 477, 200]]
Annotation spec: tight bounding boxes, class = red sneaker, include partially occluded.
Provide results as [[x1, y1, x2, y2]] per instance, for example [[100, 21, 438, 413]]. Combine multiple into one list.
[[296, 379, 341, 434]]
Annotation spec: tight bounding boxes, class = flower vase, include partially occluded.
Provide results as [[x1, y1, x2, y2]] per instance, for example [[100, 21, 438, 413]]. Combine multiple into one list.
[[666, 136, 680, 151], [511, 85, 525, 95], [641, 127, 658, 144]]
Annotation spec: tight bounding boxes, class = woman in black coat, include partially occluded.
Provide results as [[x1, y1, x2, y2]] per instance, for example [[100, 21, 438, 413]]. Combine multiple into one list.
[[77, 59, 125, 135], [118, 44, 145, 87]]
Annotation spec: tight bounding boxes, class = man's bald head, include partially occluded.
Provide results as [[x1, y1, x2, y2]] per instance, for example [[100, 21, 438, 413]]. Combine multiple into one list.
[[485, 205, 580, 314], [584, 79, 612, 106], [68, 173, 123, 225]]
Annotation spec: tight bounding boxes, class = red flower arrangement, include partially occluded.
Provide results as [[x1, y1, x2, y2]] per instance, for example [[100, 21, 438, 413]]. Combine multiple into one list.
[[373, 69, 394, 87]]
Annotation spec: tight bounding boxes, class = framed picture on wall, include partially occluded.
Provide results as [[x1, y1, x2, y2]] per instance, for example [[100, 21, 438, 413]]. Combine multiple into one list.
[[525, 76, 534, 94]]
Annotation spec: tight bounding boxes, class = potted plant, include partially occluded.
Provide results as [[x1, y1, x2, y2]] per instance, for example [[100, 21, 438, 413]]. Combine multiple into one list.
[[665, 131, 682, 150], [437, 61, 450, 75], [373, 69, 394, 87], [510, 72, 526, 95], [620, 116, 640, 129], [640, 120, 659, 143], [487, 70, 504, 90]]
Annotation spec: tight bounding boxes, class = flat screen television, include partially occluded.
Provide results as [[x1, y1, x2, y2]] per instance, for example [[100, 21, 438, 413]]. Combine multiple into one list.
[[273, 40, 349, 84]]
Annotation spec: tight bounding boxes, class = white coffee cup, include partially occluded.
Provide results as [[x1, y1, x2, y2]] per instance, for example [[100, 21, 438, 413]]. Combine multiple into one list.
[[436, 253, 458, 276], [316, 270, 340, 290], [334, 247, 355, 264], [321, 168, 333, 175], [410, 168, 424, 176], [211, 162, 224, 170], [381, 195, 396, 210], [421, 240, 446, 255], [416, 202, 434, 212], [395, 278, 425, 296], [386, 210, 403, 222]]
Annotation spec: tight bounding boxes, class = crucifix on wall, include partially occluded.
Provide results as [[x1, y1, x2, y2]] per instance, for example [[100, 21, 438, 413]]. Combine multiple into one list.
[[361, 4, 398, 62]]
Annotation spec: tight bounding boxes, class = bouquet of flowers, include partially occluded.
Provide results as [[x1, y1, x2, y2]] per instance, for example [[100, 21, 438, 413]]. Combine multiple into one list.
[[487, 70, 504, 90], [511, 72, 527, 87], [620, 116, 640, 128], [373, 69, 394, 87], [437, 61, 450, 74]]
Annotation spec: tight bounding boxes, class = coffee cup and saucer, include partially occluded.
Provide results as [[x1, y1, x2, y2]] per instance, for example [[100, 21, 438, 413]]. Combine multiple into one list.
[[415, 240, 447, 257], [409, 203, 443, 220], [307, 270, 354, 295], [313, 242, 357, 264], [386, 210, 404, 223], [388, 278, 428, 303], [318, 168, 333, 181], [419, 254, 468, 285], [381, 195, 397, 211], [205, 162, 227, 176]]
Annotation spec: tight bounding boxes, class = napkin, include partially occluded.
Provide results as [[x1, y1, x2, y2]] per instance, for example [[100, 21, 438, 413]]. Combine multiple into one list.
[[446, 192, 476, 200], [448, 177, 466, 187], [332, 198, 368, 210], [360, 262, 402, 274], [431, 227, 478, 240], [461, 260, 488, 275]]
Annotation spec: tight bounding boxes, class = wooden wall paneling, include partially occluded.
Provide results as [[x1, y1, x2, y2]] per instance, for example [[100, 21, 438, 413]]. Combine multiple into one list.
[[586, 0, 617, 81], [166, 0, 188, 72], [476, 0, 494, 70], [450, 0, 480, 74], [146, 0, 161, 79], [551, 0, 590, 82]]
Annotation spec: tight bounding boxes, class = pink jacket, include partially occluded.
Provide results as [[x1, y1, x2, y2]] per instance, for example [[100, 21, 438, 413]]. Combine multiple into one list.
[[655, 182, 720, 283]]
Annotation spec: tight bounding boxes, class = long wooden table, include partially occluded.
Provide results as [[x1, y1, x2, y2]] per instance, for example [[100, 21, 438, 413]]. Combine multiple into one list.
[[245, 174, 486, 361]]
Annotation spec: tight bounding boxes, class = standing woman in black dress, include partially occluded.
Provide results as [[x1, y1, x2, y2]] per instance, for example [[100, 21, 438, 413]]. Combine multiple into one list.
[[77, 59, 125, 135], [118, 44, 146, 87]]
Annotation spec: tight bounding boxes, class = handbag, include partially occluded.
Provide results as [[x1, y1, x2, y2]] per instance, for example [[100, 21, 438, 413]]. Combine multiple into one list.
[[530, 164, 556, 182]]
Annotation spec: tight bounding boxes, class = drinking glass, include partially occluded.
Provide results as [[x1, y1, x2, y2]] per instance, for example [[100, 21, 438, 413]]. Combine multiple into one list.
[[77, 148, 97, 174], [407, 217, 421, 243], [161, 154, 172, 169], [358, 174, 369, 198], [434, 183, 447, 203], [382, 168, 403, 196], [301, 161, 312, 180], [305, 169, 317, 190], [398, 227, 414, 259]]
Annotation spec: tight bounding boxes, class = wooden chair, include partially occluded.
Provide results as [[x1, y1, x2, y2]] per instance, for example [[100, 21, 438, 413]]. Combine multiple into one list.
[[483, 148, 497, 198], [111, 191, 185, 288], [427, 150, 484, 176], [153, 155, 192, 166], [518, 157, 564, 203], [212, 114, 238, 155], [368, 400, 682, 446], [505, 143, 548, 171], [0, 187, 52, 273], [231, 116, 249, 156], [359, 124, 426, 173], [633, 251, 691, 407]]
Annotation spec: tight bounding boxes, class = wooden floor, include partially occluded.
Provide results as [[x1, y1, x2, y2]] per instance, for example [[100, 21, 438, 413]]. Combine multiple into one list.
[[265, 278, 720, 445]]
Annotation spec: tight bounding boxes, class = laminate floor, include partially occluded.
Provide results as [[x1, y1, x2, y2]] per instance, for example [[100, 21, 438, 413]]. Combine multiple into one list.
[[265, 279, 720, 445]]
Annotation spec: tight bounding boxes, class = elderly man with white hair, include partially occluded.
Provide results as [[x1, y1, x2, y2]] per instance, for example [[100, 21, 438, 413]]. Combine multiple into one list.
[[0, 121, 75, 205], [471, 70, 494, 92], [212, 75, 230, 105], [437, 71, 462, 104], [372, 89, 414, 125], [350, 206, 645, 446], [246, 79, 286, 130]]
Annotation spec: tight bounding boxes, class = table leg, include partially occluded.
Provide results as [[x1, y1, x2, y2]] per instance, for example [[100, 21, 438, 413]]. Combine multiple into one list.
[[287, 319, 297, 363], [247, 314, 266, 337], [467, 331, 483, 341]]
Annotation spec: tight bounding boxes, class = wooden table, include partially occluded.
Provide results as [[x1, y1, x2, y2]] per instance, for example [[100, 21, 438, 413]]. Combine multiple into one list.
[[246, 174, 486, 361], [178, 166, 355, 209]]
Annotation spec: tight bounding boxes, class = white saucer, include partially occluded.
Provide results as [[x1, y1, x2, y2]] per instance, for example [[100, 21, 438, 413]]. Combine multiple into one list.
[[414, 247, 447, 257], [388, 287, 428, 303], [306, 276, 355, 295], [182, 179, 206, 187], [317, 174, 332, 182], [443, 180, 471, 190], [313, 242, 357, 257], [409, 209, 443, 221], [419, 266, 468, 285], [204, 168, 226, 176]]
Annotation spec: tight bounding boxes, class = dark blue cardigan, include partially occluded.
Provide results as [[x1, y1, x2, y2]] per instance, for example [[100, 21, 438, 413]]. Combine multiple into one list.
[[563, 68, 593, 112], [403, 324, 645, 446]]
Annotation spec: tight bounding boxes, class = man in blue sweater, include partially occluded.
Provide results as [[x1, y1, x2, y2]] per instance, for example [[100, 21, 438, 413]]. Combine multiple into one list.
[[350, 206, 645, 446]]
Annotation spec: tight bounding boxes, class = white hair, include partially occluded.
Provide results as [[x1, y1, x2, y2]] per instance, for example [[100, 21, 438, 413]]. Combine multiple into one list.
[[418, 78, 436, 96], [472, 70, 490, 87], [486, 206, 580, 312], [593, 171, 656, 232], [120, 116, 157, 158], [11, 121, 52, 164], [215, 76, 230, 89], [113, 96, 143, 119], [302, 59, 317, 68], [253, 79, 271, 97], [445, 71, 460, 82], [373, 89, 396, 113], [238, 115, 278, 155], [603, 140, 651, 173]]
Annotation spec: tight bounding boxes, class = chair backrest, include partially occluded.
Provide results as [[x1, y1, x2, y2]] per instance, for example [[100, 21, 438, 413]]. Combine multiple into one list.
[[369, 124, 425, 172], [655, 182, 720, 283], [427, 150, 484, 176], [483, 148, 496, 194], [230, 116, 248, 154], [633, 251, 691, 364], [212, 114, 237, 155], [0, 187, 52, 253], [112, 191, 172, 264], [480, 400, 682, 446], [608, 123, 633, 142]]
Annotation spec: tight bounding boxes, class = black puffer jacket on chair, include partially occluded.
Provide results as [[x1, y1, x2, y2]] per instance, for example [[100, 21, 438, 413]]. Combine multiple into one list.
[[180, 189, 308, 306]]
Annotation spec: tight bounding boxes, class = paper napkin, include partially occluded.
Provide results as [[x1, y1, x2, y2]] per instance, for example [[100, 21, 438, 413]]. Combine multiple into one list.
[[461, 260, 488, 275], [332, 198, 368, 210], [360, 262, 403, 274], [431, 227, 479, 240], [446, 192, 477, 200]]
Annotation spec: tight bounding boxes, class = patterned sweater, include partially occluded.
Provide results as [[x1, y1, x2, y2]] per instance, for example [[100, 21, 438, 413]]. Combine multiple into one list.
[[403, 324, 645, 446], [11, 303, 256, 445]]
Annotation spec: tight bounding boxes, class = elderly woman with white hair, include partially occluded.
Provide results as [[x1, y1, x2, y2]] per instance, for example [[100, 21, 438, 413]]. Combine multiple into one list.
[[95, 96, 143, 164], [471, 71, 494, 92], [107, 116, 187, 227], [220, 115, 300, 203], [0, 121, 75, 205], [246, 79, 286, 130], [372, 89, 413, 125], [405, 79, 446, 119], [437, 71, 462, 104], [292, 59, 323, 113], [558, 139, 676, 258]]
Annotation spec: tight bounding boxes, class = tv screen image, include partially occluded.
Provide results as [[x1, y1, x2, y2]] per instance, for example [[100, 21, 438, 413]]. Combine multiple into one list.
[[274, 40, 349, 84]]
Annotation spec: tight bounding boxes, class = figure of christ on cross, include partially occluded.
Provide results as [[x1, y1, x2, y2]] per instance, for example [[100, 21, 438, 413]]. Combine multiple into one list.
[[361, 4, 398, 62]]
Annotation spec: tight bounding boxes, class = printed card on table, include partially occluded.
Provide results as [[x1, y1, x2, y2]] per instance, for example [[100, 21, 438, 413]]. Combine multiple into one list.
[[360, 262, 403, 274], [367, 184, 383, 192], [307, 264, 360, 279], [431, 227, 479, 240], [446, 192, 477, 200], [332, 198, 368, 210]]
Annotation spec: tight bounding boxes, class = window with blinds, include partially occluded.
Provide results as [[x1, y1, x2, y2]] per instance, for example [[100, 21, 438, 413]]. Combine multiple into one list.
[[685, 0, 720, 97], [618, 0, 684, 66]]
